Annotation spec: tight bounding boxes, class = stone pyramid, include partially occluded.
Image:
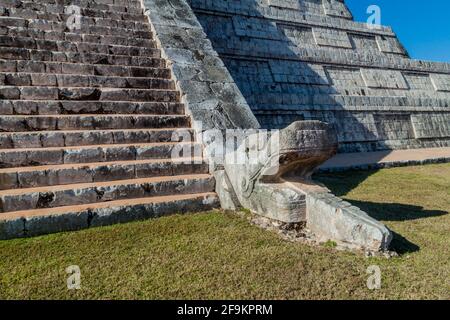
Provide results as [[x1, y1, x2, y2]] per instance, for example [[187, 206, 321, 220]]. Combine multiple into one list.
[[188, 0, 450, 152]]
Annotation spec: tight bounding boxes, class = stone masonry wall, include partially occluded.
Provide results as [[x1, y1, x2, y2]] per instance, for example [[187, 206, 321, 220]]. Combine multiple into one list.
[[187, 0, 450, 152]]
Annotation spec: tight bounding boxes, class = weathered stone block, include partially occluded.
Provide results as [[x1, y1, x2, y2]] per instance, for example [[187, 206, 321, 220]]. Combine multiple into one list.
[[430, 74, 450, 92], [361, 69, 408, 89]]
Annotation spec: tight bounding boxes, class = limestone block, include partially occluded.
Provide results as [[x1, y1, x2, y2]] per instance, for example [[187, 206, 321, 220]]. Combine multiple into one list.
[[268, 0, 325, 16], [31, 74, 57, 86], [322, 0, 353, 19], [0, 61, 16, 74], [0, 101, 13, 114], [232, 16, 280, 41], [25, 211, 90, 237], [5, 73, 31, 86], [280, 25, 316, 47], [349, 34, 380, 52], [90, 204, 151, 227], [0, 87, 20, 99], [374, 113, 414, 140], [411, 114, 450, 139], [306, 191, 392, 251], [27, 149, 63, 166], [404, 73, 434, 90], [376, 36, 406, 55], [269, 61, 328, 85], [328, 112, 378, 143], [313, 27, 352, 48], [18, 170, 50, 188], [249, 183, 307, 222], [0, 171, 18, 190], [325, 66, 365, 88], [0, 218, 25, 240], [1, 192, 39, 212], [213, 170, 239, 211], [10, 132, 43, 148], [430, 74, 450, 92], [64, 131, 113, 146], [64, 147, 104, 164], [361, 69, 408, 89], [54, 167, 93, 186]]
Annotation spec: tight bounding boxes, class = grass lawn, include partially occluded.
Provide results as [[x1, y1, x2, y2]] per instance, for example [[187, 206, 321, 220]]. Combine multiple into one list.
[[0, 164, 449, 300]]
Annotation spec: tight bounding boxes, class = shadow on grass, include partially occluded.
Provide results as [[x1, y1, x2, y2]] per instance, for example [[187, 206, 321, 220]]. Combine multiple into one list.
[[389, 231, 420, 254], [313, 169, 379, 197], [345, 200, 447, 254], [313, 170, 448, 254], [345, 199, 448, 222]]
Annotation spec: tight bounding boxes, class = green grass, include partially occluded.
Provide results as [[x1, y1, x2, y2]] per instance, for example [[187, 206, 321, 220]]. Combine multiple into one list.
[[0, 164, 449, 300]]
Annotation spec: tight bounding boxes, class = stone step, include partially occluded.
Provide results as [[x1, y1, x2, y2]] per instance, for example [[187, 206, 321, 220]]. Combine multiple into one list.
[[0, 16, 152, 39], [78, 0, 142, 7], [1, 60, 169, 77], [0, 158, 208, 190], [31, 16, 150, 34], [12, 0, 144, 6], [0, 0, 144, 14], [1, 5, 147, 23], [1, 26, 155, 47], [0, 142, 201, 168], [0, 100, 185, 115], [0, 51, 164, 69], [0, 35, 158, 57], [1, 15, 150, 32], [0, 174, 215, 212], [0, 86, 181, 102], [0, 114, 190, 132], [0, 192, 219, 240], [0, 73, 175, 89], [0, 128, 193, 148], [38, 0, 143, 7]]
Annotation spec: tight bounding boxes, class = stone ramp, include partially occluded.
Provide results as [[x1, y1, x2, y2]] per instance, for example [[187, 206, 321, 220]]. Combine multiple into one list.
[[0, 0, 219, 239], [319, 147, 450, 172]]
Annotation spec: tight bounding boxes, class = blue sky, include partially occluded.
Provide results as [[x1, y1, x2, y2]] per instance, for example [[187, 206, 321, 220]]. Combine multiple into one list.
[[345, 0, 450, 62]]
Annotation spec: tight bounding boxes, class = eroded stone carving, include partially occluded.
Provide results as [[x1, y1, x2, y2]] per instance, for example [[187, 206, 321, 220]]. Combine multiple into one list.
[[220, 121, 337, 222]]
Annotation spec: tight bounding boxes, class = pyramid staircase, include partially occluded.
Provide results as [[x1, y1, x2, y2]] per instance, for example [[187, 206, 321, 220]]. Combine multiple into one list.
[[0, 0, 219, 239]]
